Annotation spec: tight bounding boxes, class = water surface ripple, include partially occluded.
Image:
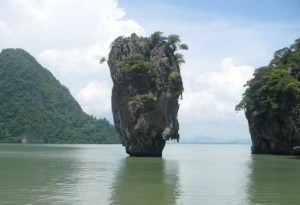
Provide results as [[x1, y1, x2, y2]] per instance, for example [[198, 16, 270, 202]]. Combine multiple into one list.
[[0, 144, 299, 204]]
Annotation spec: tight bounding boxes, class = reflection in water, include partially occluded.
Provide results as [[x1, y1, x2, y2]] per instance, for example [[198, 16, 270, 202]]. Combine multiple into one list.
[[0, 144, 122, 204], [247, 155, 300, 205], [6, 144, 298, 204], [110, 157, 180, 205], [0, 145, 80, 204], [171, 145, 253, 204]]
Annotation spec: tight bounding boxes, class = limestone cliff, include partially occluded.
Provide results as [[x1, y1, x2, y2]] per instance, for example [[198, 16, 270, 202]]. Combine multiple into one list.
[[236, 38, 300, 154], [108, 33, 187, 156]]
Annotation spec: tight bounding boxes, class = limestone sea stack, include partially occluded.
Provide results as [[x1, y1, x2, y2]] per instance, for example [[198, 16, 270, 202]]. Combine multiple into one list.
[[236, 38, 300, 154], [107, 32, 188, 156]]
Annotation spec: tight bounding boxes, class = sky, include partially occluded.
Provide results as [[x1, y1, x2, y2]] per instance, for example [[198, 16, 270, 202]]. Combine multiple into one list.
[[0, 0, 299, 142]]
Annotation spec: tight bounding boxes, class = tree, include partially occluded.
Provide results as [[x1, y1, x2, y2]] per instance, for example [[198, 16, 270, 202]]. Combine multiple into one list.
[[150, 31, 166, 47], [236, 38, 300, 122], [174, 53, 185, 65]]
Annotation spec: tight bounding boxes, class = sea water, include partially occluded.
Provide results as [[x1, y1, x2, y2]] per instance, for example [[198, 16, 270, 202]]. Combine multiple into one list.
[[0, 144, 299, 205]]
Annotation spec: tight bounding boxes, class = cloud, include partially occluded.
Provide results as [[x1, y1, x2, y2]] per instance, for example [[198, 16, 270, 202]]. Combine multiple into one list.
[[0, 20, 11, 34], [195, 58, 254, 102], [0, 20, 7, 30], [7, 0, 144, 48], [0, 0, 144, 119], [76, 81, 112, 117], [38, 44, 110, 95], [179, 58, 254, 125]]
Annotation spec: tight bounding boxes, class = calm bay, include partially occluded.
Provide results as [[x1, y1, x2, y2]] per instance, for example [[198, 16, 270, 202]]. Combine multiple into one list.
[[0, 144, 300, 205]]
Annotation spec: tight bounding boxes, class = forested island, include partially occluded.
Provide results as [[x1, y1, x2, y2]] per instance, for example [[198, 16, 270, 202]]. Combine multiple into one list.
[[0, 48, 119, 144], [236, 38, 300, 154]]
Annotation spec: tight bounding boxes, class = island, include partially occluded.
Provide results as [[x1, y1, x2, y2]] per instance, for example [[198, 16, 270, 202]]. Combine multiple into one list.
[[0, 48, 119, 144], [236, 38, 300, 154], [107, 32, 188, 156]]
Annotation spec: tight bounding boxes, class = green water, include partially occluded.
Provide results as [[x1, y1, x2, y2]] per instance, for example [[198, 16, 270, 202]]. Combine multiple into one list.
[[0, 144, 299, 205]]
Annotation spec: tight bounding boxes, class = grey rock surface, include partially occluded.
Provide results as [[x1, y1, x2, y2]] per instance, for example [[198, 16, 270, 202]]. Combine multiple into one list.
[[108, 33, 184, 156]]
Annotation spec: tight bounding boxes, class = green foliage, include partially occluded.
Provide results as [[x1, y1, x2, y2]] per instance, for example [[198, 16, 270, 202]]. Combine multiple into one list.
[[149, 31, 188, 65], [174, 53, 185, 65], [118, 32, 187, 112], [151, 31, 164, 39], [150, 31, 166, 47], [165, 34, 181, 53], [167, 34, 181, 45], [179, 44, 189, 50], [121, 54, 154, 73], [0, 49, 119, 144], [130, 93, 157, 111], [236, 38, 300, 121], [131, 93, 157, 103], [169, 71, 183, 97], [170, 71, 180, 81], [121, 54, 158, 95]]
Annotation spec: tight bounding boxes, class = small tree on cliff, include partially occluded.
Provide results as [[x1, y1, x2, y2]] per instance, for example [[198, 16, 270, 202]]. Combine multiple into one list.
[[150, 31, 166, 47], [166, 34, 188, 52], [150, 31, 188, 65]]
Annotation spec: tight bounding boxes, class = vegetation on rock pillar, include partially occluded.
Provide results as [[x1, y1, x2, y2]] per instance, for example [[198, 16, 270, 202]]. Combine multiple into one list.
[[108, 32, 188, 156]]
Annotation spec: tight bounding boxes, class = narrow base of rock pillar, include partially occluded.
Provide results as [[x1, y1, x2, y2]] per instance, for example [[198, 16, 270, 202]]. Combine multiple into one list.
[[127, 151, 163, 157], [125, 140, 166, 157]]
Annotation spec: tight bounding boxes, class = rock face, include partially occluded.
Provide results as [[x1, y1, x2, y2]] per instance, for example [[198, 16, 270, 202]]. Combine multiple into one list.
[[108, 33, 185, 156], [246, 103, 300, 154], [236, 38, 300, 154]]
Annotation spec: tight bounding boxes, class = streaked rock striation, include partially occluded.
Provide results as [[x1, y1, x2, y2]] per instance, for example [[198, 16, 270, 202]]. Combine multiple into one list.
[[108, 33, 187, 156]]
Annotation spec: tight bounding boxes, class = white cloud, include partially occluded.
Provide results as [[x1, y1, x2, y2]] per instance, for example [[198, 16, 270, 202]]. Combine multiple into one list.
[[38, 44, 110, 94], [195, 58, 253, 102], [1, 0, 144, 120], [0, 20, 11, 34], [76, 81, 112, 116], [0, 20, 7, 30], [179, 58, 254, 124], [8, 0, 144, 49]]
